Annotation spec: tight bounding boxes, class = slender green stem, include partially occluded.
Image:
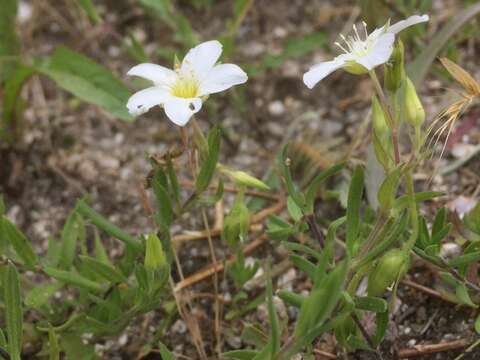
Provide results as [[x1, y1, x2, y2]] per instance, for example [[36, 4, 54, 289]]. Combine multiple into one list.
[[369, 70, 401, 164], [403, 169, 419, 252]]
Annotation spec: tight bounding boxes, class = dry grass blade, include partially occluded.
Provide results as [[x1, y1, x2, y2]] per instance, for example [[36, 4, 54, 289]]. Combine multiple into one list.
[[440, 58, 480, 96], [425, 59, 480, 164]]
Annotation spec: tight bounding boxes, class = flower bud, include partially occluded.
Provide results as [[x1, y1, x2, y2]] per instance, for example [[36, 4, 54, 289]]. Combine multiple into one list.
[[144, 233, 167, 270], [404, 77, 425, 127], [219, 166, 270, 191], [222, 193, 250, 249], [384, 41, 405, 93], [372, 96, 389, 136], [367, 248, 409, 297]]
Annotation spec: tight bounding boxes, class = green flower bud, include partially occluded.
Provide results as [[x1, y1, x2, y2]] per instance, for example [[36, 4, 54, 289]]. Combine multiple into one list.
[[384, 41, 405, 93], [219, 166, 270, 191], [367, 249, 409, 297], [144, 233, 167, 270], [222, 193, 250, 249], [372, 96, 389, 136], [404, 77, 425, 127]]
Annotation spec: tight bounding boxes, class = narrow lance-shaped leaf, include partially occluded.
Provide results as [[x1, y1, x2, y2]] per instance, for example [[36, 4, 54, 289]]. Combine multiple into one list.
[[305, 162, 345, 213], [159, 342, 177, 360], [152, 167, 173, 230], [76, 0, 102, 24], [36, 47, 133, 121], [266, 265, 280, 356], [76, 200, 142, 252], [196, 126, 221, 193], [280, 145, 305, 208], [44, 266, 103, 293], [1, 64, 35, 130], [2, 217, 38, 268], [346, 166, 364, 257], [79, 255, 126, 283], [3, 262, 23, 360], [59, 210, 81, 270], [377, 165, 402, 213], [0, 0, 20, 83]]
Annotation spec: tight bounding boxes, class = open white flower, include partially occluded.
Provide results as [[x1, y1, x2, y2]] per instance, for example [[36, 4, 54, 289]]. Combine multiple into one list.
[[127, 40, 248, 126], [303, 15, 429, 89]]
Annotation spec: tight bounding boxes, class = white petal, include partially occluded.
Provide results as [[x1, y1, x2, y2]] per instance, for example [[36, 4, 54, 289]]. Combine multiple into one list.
[[164, 97, 202, 126], [126, 86, 170, 116], [127, 63, 177, 86], [181, 40, 223, 80], [387, 14, 429, 34], [303, 58, 347, 88], [355, 33, 395, 71], [198, 64, 248, 96]]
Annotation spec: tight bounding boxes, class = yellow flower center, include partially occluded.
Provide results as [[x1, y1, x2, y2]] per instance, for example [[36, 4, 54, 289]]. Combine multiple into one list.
[[170, 76, 199, 98]]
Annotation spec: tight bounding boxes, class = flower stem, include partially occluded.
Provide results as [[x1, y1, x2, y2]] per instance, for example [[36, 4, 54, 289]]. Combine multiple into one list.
[[369, 70, 401, 165], [402, 168, 419, 252]]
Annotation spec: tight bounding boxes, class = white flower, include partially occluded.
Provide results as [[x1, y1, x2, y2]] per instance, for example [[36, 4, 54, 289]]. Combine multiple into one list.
[[127, 40, 248, 126], [303, 15, 429, 89]]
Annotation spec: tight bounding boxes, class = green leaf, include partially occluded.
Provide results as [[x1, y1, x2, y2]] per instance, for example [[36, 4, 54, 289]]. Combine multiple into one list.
[[0, 0, 20, 83], [76, 0, 102, 24], [0, 195, 5, 215], [3, 262, 23, 360], [287, 196, 303, 222], [305, 162, 345, 213], [223, 350, 258, 360], [94, 232, 112, 265], [295, 258, 349, 337], [266, 267, 280, 355], [353, 214, 406, 270], [280, 146, 305, 209], [59, 210, 81, 270], [432, 208, 447, 236], [2, 216, 38, 268], [79, 256, 126, 283], [277, 290, 305, 308], [61, 333, 96, 360], [372, 310, 388, 346], [195, 126, 221, 193], [166, 155, 181, 208], [394, 191, 445, 211], [76, 200, 142, 252], [408, 2, 480, 86], [346, 166, 364, 256], [44, 266, 103, 293], [48, 325, 60, 360], [377, 166, 402, 213], [1, 64, 35, 133], [354, 296, 387, 313], [37, 47, 133, 121], [159, 342, 176, 360], [448, 251, 480, 268], [475, 314, 480, 334], [152, 167, 173, 230], [25, 282, 63, 309], [0, 328, 6, 347], [455, 284, 477, 308], [289, 254, 316, 280]]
